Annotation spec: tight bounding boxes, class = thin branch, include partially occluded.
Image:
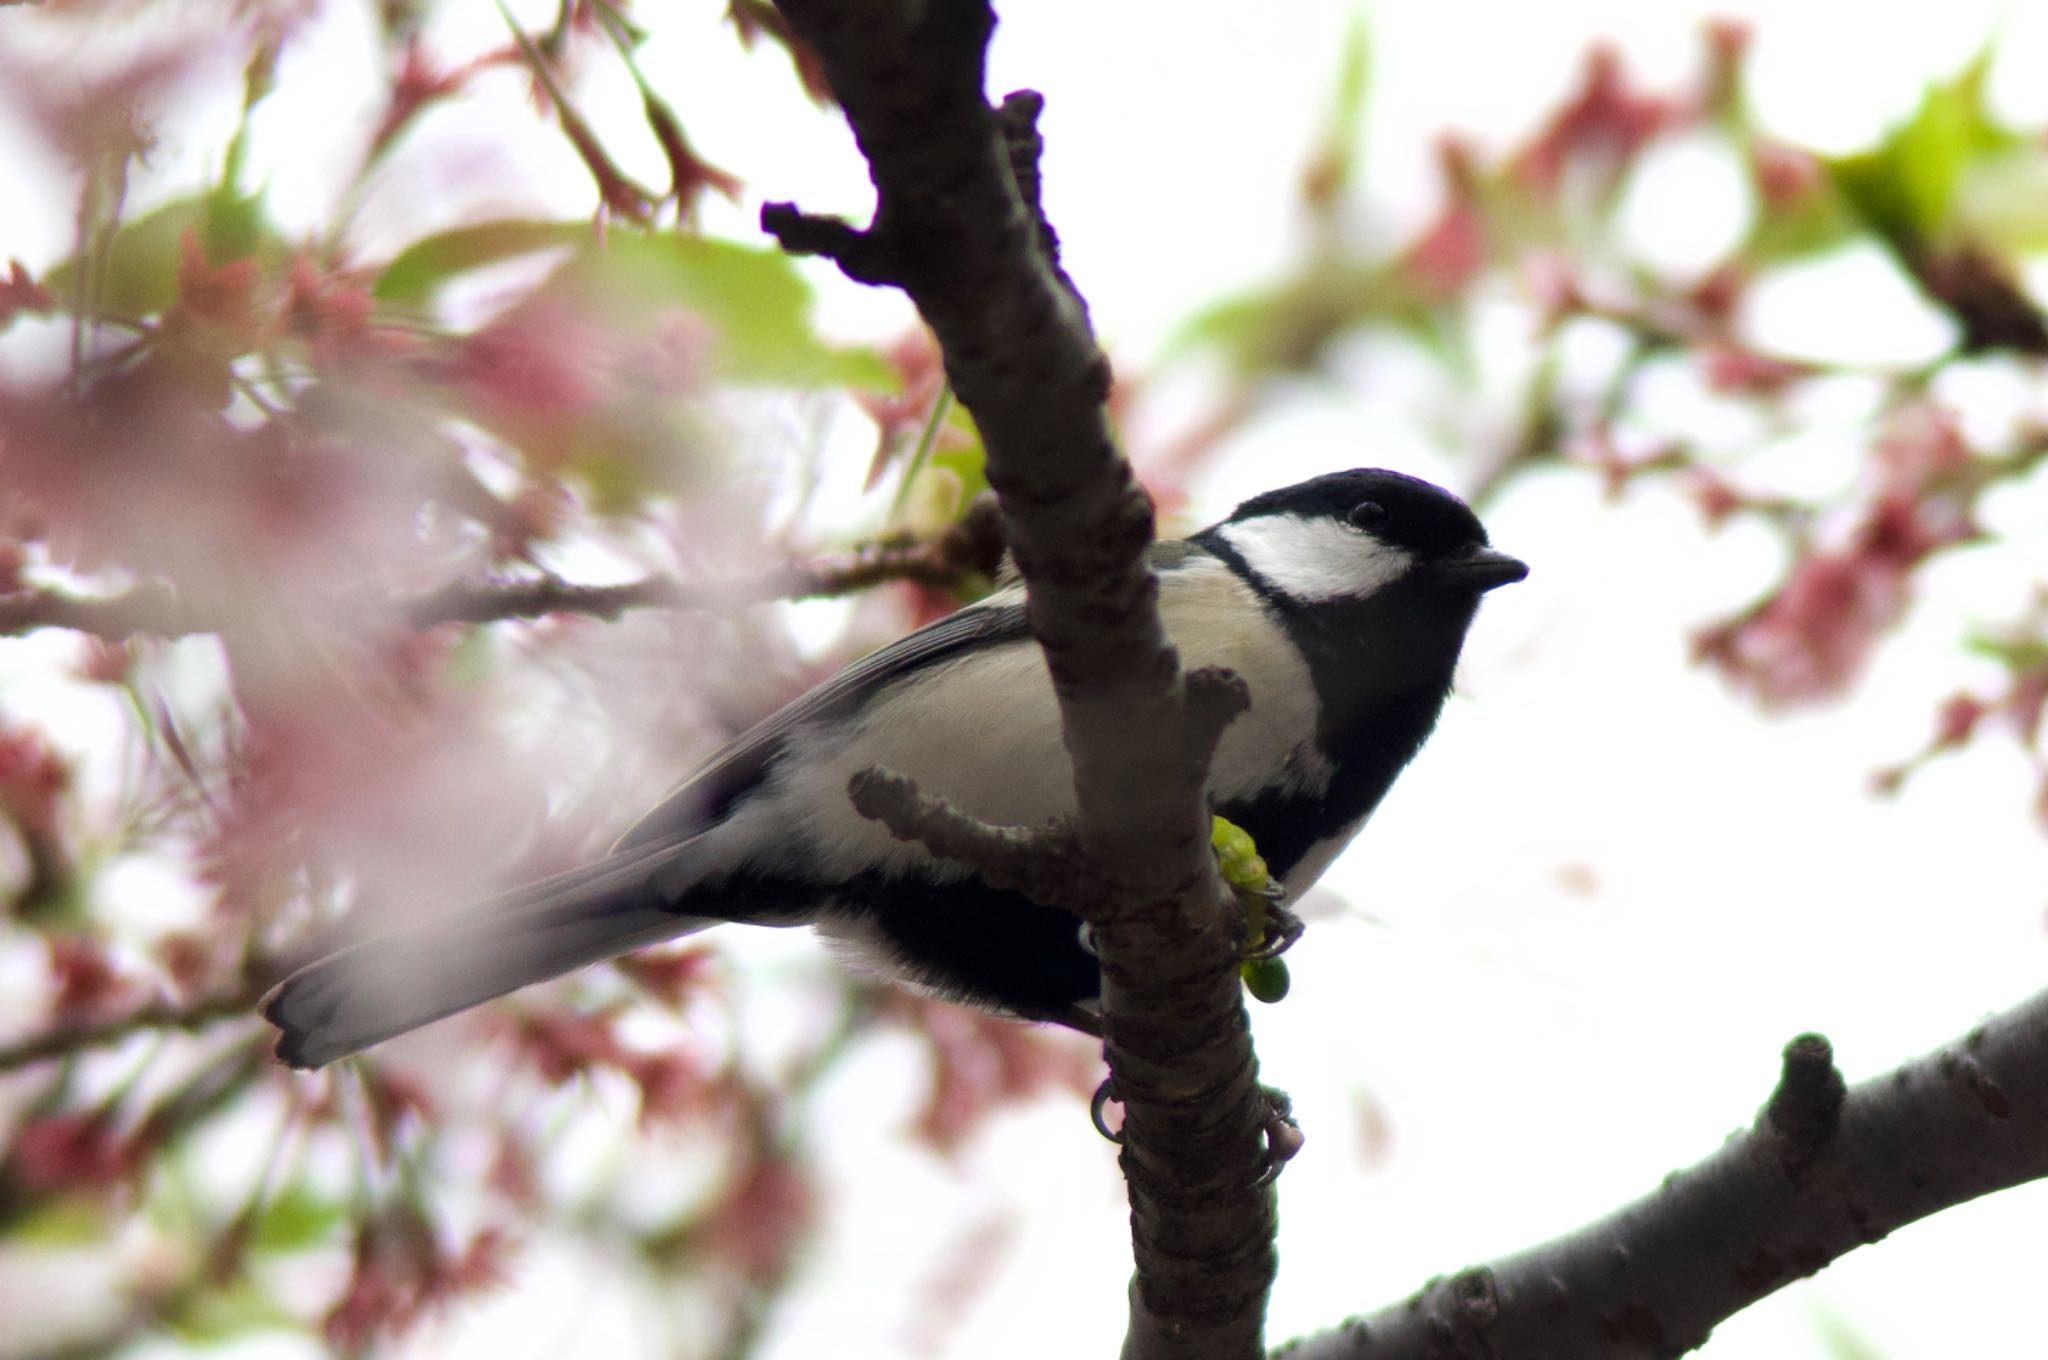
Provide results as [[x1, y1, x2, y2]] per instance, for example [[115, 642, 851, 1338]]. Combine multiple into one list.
[[761, 5, 1275, 1358], [1283, 991, 2048, 1360], [847, 766, 1108, 918], [403, 503, 1004, 626], [0, 983, 265, 1073], [0, 581, 205, 641], [0, 499, 1006, 642], [494, 0, 659, 221]]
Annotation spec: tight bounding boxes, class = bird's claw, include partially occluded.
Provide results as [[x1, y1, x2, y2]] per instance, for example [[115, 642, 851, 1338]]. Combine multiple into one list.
[[1242, 899, 1304, 962]]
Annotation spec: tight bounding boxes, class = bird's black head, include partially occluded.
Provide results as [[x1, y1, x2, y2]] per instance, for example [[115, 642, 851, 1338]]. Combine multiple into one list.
[[1202, 468, 1527, 606]]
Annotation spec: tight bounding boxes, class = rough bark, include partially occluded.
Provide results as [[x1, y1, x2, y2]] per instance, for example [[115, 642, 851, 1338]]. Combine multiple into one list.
[[760, 4, 1279, 1357]]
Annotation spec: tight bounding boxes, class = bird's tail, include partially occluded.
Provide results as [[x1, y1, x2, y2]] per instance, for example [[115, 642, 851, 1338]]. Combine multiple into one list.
[[261, 843, 716, 1070]]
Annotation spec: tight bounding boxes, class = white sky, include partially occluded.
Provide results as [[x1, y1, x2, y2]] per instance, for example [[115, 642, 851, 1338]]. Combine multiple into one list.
[[7, 1, 2048, 1358]]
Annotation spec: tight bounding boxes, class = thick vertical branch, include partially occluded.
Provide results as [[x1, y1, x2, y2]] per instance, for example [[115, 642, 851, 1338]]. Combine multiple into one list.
[[759, 3, 1275, 1356]]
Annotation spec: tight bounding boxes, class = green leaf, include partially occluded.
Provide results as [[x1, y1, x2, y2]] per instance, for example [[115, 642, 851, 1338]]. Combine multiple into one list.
[[569, 444, 663, 515], [166, 1274, 298, 1342], [1167, 257, 1421, 378], [1810, 1307, 1891, 1360], [373, 219, 589, 307], [930, 410, 990, 507], [1171, 278, 1337, 376], [1952, 145, 2048, 253], [1330, 17, 1372, 138], [396, 226, 892, 390], [200, 183, 272, 264], [250, 1183, 345, 1253], [443, 624, 499, 688], [1963, 632, 2048, 671], [1828, 48, 2012, 250], [43, 187, 280, 317], [1306, 17, 1373, 198], [1740, 182, 1861, 266], [559, 232, 889, 388], [5, 1193, 113, 1247]]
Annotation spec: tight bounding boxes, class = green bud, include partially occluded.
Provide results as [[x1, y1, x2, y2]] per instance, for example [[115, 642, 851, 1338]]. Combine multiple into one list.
[[1210, 814, 1271, 891], [1241, 957, 1291, 1004]]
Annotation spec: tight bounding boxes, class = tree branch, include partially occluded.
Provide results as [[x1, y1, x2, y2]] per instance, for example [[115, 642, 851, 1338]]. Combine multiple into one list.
[[0, 983, 266, 1073], [761, 5, 1274, 1358], [402, 498, 1006, 626], [848, 767, 1111, 919], [0, 581, 207, 641], [1282, 989, 2048, 1360], [0, 498, 1006, 642]]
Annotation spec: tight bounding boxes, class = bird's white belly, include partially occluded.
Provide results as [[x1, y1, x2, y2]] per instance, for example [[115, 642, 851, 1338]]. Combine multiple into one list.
[[717, 558, 1332, 881]]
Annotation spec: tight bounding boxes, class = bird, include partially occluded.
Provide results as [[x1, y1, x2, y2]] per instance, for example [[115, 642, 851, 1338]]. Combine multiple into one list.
[[263, 468, 1525, 1068]]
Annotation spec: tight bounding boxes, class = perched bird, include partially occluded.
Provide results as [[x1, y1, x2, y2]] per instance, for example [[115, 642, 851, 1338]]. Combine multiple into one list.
[[263, 468, 1525, 1068]]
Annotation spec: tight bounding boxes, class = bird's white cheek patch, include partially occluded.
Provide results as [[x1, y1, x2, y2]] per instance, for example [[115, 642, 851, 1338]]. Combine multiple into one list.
[[1217, 516, 1413, 602]]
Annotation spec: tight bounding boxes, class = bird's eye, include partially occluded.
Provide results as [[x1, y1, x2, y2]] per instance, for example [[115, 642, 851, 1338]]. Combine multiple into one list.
[[1347, 501, 1390, 532]]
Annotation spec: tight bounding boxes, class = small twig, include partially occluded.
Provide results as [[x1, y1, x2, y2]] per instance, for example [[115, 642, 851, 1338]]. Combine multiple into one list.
[[0, 983, 266, 1074], [846, 767, 1111, 920], [0, 501, 1008, 643], [493, 0, 658, 221], [404, 499, 1005, 626], [1181, 665, 1252, 765], [758, 203, 892, 284], [0, 581, 205, 640], [1762, 1031, 1845, 1177]]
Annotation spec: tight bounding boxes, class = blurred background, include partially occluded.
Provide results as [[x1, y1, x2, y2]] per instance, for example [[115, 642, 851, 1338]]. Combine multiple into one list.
[[3, 1, 2047, 1357]]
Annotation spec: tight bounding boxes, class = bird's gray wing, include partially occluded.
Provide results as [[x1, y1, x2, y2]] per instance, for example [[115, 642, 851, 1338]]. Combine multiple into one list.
[[611, 588, 1032, 852]]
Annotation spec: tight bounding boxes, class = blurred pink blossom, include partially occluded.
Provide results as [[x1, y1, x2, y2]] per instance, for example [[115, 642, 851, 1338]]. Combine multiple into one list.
[[1510, 45, 1671, 189], [10, 1113, 135, 1192], [1696, 492, 1973, 707], [705, 1151, 816, 1284]]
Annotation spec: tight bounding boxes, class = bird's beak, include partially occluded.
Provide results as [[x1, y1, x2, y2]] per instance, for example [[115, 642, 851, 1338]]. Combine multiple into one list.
[[1446, 546, 1529, 592]]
